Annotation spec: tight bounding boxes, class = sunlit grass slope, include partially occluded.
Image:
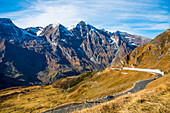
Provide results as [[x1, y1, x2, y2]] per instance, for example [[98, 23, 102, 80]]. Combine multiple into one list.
[[76, 73, 170, 113], [0, 69, 157, 113]]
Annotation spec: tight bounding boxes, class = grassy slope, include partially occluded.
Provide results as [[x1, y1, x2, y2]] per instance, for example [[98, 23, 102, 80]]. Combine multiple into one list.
[[0, 70, 157, 113], [0, 85, 77, 113], [77, 73, 170, 113], [67, 69, 156, 101]]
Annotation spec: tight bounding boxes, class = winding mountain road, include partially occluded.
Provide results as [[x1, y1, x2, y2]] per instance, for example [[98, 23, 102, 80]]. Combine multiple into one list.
[[43, 68, 164, 113]]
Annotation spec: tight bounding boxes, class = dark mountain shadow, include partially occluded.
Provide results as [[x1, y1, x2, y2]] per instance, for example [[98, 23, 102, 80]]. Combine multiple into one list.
[[0, 40, 47, 84]]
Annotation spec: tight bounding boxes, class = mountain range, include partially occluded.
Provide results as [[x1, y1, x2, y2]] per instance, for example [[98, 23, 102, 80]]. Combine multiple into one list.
[[0, 27, 169, 113], [0, 18, 151, 89]]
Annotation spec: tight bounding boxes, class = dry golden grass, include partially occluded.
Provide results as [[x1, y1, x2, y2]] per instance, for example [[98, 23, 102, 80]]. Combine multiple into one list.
[[76, 73, 170, 113], [67, 69, 157, 101], [0, 69, 157, 113], [0, 85, 80, 113]]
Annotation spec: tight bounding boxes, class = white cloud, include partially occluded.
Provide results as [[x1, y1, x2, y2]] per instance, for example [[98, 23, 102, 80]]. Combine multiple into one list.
[[14, 5, 82, 27], [0, 0, 169, 38]]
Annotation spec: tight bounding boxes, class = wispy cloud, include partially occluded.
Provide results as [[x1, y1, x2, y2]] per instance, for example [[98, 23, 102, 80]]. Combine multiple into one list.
[[0, 0, 169, 38], [1, 0, 83, 27], [134, 23, 170, 30]]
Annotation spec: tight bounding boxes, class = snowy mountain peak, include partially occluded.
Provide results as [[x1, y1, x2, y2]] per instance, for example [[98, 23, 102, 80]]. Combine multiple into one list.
[[53, 24, 72, 36], [68, 21, 87, 30], [0, 18, 12, 23], [0, 18, 15, 26], [0, 18, 40, 41], [51, 23, 67, 29], [116, 30, 124, 35], [56, 23, 66, 29], [78, 21, 86, 25]]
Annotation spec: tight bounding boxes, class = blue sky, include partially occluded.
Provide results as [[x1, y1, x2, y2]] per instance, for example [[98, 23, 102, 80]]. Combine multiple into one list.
[[0, 0, 169, 38]]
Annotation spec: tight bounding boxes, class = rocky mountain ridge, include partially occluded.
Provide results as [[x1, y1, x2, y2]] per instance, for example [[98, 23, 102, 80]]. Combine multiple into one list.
[[0, 18, 152, 88]]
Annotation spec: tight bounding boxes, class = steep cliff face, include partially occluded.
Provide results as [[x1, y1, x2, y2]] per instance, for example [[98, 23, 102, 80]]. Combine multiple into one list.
[[0, 18, 152, 86], [70, 21, 120, 66], [120, 29, 170, 73], [110, 36, 136, 65], [0, 38, 5, 63]]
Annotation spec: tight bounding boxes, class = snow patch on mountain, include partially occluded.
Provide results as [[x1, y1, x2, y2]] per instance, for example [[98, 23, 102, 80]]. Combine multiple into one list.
[[60, 39, 66, 42], [52, 23, 59, 28], [37, 30, 43, 36], [131, 43, 137, 46], [68, 25, 77, 30]]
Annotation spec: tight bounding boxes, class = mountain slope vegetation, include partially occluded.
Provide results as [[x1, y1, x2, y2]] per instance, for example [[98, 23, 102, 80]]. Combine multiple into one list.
[[119, 29, 170, 73]]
